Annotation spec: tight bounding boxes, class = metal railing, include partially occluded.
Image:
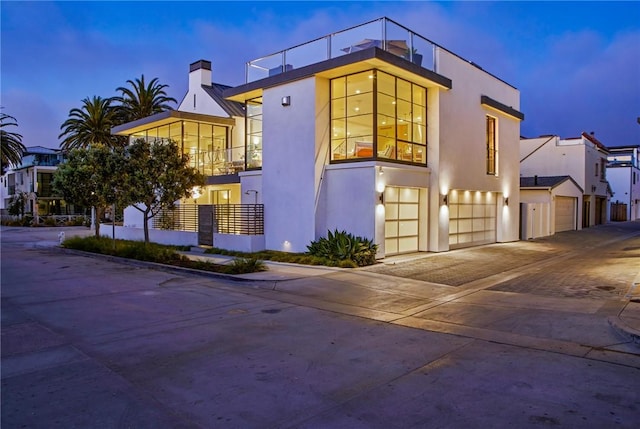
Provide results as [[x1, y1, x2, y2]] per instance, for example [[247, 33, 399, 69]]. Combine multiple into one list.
[[246, 17, 439, 82], [213, 204, 264, 235], [152, 204, 199, 232]]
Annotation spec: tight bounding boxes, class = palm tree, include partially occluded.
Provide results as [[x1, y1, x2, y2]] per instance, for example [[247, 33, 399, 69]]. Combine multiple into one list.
[[1, 112, 26, 174], [59, 96, 122, 150], [114, 75, 177, 122]]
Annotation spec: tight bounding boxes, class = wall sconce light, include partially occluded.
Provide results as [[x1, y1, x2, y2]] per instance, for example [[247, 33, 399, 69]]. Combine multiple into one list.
[[504, 197, 509, 206], [281, 96, 291, 106], [379, 192, 384, 204], [441, 194, 448, 206], [591, 185, 596, 193], [379, 167, 384, 176]]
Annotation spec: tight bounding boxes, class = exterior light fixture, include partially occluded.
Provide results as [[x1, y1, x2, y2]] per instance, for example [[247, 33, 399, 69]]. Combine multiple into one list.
[[379, 192, 384, 204], [379, 167, 384, 176], [504, 197, 509, 206], [281, 96, 291, 106], [442, 194, 448, 206]]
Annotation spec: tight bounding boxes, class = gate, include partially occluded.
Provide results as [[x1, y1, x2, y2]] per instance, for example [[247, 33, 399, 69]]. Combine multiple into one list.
[[610, 202, 628, 222], [198, 205, 214, 246]]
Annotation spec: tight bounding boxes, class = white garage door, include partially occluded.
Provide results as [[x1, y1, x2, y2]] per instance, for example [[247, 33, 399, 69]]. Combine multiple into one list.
[[555, 196, 577, 232], [385, 187, 420, 255], [448, 190, 496, 249]]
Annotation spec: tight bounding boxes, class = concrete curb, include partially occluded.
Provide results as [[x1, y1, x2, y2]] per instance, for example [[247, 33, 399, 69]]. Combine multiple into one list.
[[52, 246, 263, 283], [607, 307, 640, 347]]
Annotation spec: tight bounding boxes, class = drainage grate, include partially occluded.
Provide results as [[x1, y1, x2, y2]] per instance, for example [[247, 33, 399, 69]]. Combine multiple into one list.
[[261, 309, 281, 314]]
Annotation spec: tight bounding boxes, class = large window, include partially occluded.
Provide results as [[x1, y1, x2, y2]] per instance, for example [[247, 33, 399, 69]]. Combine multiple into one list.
[[486, 115, 497, 175], [331, 70, 427, 165], [246, 97, 263, 169], [127, 120, 232, 176]]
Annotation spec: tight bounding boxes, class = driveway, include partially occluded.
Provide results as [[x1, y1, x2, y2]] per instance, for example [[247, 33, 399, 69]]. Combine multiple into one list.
[[2, 225, 639, 428]]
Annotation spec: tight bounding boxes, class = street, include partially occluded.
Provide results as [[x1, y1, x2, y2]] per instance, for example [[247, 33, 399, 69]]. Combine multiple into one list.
[[2, 225, 639, 428]]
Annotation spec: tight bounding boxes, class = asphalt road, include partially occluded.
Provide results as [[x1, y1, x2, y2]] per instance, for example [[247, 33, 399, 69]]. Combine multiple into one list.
[[1, 226, 639, 428]]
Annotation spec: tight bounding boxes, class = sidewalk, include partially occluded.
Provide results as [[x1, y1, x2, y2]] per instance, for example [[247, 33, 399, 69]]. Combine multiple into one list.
[[181, 222, 640, 348]]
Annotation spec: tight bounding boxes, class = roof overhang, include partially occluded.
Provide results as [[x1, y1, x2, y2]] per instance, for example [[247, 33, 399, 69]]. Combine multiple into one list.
[[224, 47, 452, 102], [111, 110, 235, 136], [481, 95, 524, 121]]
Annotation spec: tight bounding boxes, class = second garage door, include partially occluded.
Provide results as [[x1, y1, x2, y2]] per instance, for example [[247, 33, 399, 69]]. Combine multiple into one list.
[[555, 196, 577, 232]]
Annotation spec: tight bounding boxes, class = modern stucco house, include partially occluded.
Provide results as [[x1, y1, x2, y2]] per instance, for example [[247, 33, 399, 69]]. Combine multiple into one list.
[[520, 132, 612, 233], [0, 146, 75, 217], [112, 17, 524, 256], [607, 145, 640, 221]]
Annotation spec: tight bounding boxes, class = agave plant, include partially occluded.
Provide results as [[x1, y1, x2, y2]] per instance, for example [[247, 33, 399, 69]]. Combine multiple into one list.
[[307, 229, 378, 267]]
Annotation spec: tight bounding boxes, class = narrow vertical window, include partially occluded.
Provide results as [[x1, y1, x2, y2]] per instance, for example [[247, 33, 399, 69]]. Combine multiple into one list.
[[486, 116, 497, 175]]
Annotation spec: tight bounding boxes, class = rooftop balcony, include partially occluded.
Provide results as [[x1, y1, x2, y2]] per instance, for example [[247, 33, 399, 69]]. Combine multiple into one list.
[[246, 17, 442, 83]]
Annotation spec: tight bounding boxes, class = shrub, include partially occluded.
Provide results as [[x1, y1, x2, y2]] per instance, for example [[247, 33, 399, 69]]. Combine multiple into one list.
[[224, 258, 267, 274], [61, 236, 267, 275], [307, 229, 378, 267], [44, 217, 57, 227]]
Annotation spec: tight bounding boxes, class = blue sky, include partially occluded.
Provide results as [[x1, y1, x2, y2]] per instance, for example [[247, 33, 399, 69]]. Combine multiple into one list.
[[2, 1, 639, 148]]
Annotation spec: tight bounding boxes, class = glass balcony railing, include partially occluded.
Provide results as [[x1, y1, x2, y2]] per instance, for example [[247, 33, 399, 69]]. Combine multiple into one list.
[[246, 17, 439, 83]]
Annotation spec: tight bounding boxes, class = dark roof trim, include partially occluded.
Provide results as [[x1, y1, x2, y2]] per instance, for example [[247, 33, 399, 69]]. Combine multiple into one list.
[[520, 175, 583, 193], [481, 95, 524, 121], [581, 132, 609, 152], [111, 110, 235, 135], [223, 47, 452, 99], [202, 84, 246, 117]]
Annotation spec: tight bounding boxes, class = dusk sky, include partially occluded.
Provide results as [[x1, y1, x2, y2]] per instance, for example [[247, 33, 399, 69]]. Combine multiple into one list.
[[2, 1, 639, 149]]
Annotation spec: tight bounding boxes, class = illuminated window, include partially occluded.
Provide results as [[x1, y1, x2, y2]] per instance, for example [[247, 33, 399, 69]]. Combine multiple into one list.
[[330, 70, 427, 165], [486, 116, 497, 175]]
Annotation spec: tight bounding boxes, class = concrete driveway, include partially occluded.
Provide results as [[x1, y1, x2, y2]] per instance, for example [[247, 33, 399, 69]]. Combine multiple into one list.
[[2, 225, 639, 428]]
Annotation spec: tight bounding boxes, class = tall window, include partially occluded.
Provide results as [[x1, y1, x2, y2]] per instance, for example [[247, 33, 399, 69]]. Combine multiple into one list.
[[486, 115, 497, 175], [330, 70, 427, 165], [246, 97, 263, 169]]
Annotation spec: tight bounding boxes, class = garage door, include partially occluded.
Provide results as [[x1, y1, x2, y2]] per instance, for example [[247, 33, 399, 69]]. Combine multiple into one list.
[[449, 190, 496, 249], [385, 187, 420, 255], [555, 197, 576, 232]]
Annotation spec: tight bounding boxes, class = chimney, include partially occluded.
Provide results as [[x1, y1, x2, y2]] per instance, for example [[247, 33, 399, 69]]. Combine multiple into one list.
[[189, 60, 212, 88]]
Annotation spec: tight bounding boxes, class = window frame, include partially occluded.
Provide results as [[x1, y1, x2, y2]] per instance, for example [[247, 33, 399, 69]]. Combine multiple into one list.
[[330, 69, 427, 166], [486, 115, 498, 175]]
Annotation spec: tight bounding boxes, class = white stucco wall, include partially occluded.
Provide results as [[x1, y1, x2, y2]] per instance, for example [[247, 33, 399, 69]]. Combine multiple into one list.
[[319, 163, 377, 245], [102, 225, 198, 246], [262, 77, 320, 253], [435, 48, 521, 244]]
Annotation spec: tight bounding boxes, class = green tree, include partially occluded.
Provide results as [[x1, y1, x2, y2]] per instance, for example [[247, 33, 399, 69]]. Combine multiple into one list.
[[52, 146, 127, 237], [1, 112, 26, 174], [114, 75, 177, 122], [121, 138, 204, 244], [58, 96, 123, 150]]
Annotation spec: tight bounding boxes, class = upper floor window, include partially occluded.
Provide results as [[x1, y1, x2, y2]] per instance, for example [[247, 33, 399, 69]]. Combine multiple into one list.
[[330, 70, 427, 166], [486, 115, 497, 175], [600, 159, 606, 180], [246, 97, 263, 170]]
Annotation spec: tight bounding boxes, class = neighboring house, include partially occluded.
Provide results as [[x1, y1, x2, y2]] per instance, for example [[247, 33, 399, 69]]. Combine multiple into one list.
[[519, 175, 583, 239], [112, 17, 524, 255], [520, 132, 611, 229], [607, 145, 640, 221], [0, 146, 76, 217]]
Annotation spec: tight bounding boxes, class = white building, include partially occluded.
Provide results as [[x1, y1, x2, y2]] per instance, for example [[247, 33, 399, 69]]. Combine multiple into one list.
[[112, 17, 523, 255], [0, 146, 74, 217], [607, 145, 640, 221], [520, 132, 611, 229], [519, 175, 583, 239]]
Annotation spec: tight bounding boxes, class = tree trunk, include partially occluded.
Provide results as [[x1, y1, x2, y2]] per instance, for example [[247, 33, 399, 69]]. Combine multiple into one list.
[[94, 206, 104, 237], [143, 208, 151, 245]]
